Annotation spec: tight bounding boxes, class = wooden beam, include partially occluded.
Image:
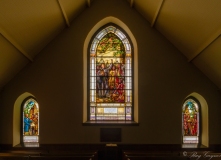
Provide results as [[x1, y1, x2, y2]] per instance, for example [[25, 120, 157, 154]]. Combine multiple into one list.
[[130, 0, 134, 8], [188, 29, 221, 62], [57, 0, 70, 27], [151, 0, 164, 27], [87, 0, 91, 7], [0, 30, 33, 62], [126, 0, 134, 7]]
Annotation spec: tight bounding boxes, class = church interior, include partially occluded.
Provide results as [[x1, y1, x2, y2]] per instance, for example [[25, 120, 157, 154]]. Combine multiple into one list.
[[0, 0, 221, 159]]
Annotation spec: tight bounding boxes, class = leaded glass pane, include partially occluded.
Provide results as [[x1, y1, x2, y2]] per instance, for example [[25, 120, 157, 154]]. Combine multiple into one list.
[[23, 98, 39, 143], [96, 29, 107, 40], [90, 39, 99, 54], [115, 29, 126, 40], [105, 26, 116, 33], [122, 39, 131, 53], [90, 25, 132, 120], [90, 90, 96, 102], [182, 98, 199, 144]]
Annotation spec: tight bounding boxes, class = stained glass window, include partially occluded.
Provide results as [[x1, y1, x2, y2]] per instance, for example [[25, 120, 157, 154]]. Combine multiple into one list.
[[182, 98, 199, 144], [89, 25, 132, 120], [23, 98, 39, 145]]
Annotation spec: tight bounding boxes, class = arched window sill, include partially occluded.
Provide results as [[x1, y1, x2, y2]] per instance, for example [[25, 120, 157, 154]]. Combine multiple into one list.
[[14, 142, 39, 148], [82, 120, 139, 126], [182, 144, 208, 148]]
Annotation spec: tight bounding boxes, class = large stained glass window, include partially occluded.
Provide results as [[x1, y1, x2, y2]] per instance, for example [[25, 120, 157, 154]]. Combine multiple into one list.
[[182, 98, 200, 144], [89, 25, 132, 120], [23, 97, 39, 146]]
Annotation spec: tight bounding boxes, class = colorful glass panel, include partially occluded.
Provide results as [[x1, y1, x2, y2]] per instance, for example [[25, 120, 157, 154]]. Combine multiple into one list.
[[182, 98, 199, 143], [23, 98, 39, 143], [90, 25, 132, 120]]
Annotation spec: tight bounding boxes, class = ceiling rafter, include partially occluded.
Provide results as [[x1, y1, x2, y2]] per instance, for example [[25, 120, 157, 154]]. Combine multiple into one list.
[[0, 29, 33, 62], [57, 0, 70, 27], [126, 0, 134, 7], [188, 28, 221, 62], [130, 0, 134, 8], [151, 0, 164, 27], [87, 0, 91, 7]]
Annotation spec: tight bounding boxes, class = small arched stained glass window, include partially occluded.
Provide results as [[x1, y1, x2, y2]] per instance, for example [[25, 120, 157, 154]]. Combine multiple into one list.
[[182, 98, 200, 144], [23, 97, 39, 144], [89, 25, 132, 120]]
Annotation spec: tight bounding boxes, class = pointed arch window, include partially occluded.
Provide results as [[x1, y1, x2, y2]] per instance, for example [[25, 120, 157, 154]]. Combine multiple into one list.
[[22, 97, 39, 146], [182, 97, 200, 144], [89, 25, 133, 121]]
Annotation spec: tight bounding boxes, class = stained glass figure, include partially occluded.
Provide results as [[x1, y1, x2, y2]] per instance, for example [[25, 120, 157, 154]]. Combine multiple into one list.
[[182, 98, 199, 144], [90, 25, 132, 120], [23, 98, 39, 143]]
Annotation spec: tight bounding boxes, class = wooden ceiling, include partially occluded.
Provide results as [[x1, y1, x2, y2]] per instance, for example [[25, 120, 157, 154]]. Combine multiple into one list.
[[0, 0, 221, 92]]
